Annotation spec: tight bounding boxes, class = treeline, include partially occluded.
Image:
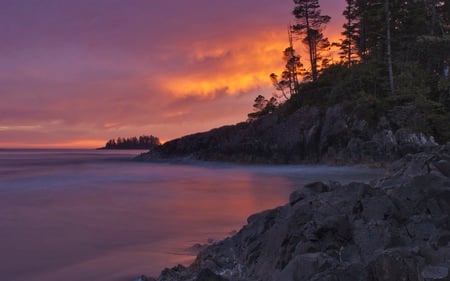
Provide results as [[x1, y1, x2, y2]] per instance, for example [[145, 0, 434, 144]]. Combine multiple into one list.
[[101, 135, 161, 150], [250, 0, 449, 142]]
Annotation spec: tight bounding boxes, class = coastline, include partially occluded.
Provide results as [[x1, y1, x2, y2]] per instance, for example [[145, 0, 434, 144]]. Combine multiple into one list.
[[136, 144, 450, 281]]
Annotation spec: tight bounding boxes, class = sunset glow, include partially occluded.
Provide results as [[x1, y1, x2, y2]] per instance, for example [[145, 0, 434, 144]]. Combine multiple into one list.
[[0, 0, 345, 148], [0, 140, 105, 149]]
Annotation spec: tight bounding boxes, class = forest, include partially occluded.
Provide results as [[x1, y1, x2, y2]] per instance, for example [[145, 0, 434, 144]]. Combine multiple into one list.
[[250, 0, 449, 143], [101, 135, 161, 150]]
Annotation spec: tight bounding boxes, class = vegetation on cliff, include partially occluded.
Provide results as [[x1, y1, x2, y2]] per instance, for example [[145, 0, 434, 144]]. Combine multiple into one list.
[[254, 0, 449, 143]]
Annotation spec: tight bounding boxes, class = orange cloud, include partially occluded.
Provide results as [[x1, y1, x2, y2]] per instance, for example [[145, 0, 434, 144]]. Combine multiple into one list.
[[103, 122, 122, 129], [154, 31, 288, 98]]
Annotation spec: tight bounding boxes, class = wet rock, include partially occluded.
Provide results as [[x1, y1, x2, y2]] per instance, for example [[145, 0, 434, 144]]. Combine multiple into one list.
[[422, 265, 449, 281]]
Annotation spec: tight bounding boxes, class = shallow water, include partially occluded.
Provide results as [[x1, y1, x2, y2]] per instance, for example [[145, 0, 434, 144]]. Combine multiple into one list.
[[0, 149, 385, 281]]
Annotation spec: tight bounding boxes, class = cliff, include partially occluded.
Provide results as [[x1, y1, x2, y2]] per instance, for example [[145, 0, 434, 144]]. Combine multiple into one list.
[[137, 101, 438, 165]]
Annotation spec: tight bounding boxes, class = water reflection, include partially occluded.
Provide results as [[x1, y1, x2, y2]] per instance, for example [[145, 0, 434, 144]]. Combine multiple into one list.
[[0, 150, 384, 281]]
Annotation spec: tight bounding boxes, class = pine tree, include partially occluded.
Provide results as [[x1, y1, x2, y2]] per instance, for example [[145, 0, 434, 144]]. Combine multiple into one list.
[[385, 0, 395, 95], [292, 0, 330, 81], [270, 27, 302, 99], [285, 27, 301, 96], [341, 0, 360, 67]]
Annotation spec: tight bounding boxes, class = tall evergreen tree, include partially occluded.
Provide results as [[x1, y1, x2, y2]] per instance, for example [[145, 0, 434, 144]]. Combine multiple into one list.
[[351, 0, 448, 99], [385, 0, 395, 95], [286, 27, 302, 96], [292, 0, 330, 81], [341, 0, 360, 67], [270, 27, 302, 99], [354, 0, 384, 61]]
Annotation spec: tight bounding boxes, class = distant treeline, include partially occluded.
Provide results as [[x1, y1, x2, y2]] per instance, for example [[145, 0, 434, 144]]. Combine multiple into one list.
[[101, 135, 161, 150]]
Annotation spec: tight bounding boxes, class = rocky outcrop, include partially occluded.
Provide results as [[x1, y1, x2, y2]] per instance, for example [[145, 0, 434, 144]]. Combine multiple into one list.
[[137, 103, 438, 164], [137, 144, 450, 281]]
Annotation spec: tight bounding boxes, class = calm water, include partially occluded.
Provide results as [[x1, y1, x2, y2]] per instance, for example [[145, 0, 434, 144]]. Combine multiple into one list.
[[0, 149, 384, 281]]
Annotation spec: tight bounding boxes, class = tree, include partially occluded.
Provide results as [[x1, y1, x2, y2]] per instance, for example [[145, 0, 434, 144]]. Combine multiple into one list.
[[354, 0, 384, 61], [253, 95, 268, 112], [102, 135, 161, 149], [341, 0, 360, 67], [247, 95, 278, 121], [285, 27, 302, 96], [358, 1, 449, 94], [270, 73, 289, 100], [385, 0, 395, 95], [270, 27, 302, 99], [292, 0, 331, 82]]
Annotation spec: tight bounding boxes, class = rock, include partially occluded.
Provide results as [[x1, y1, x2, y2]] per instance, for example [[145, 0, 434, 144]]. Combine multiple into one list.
[[422, 265, 449, 281], [195, 268, 229, 281], [158, 264, 191, 281], [136, 102, 439, 165], [367, 249, 423, 281], [278, 253, 336, 281], [134, 275, 155, 281], [304, 181, 329, 193], [289, 190, 305, 206], [434, 160, 450, 177]]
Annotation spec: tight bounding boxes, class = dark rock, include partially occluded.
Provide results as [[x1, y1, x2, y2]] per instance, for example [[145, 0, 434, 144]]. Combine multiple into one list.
[[434, 160, 450, 177], [278, 253, 336, 281], [195, 268, 229, 281], [367, 249, 423, 281], [158, 265, 191, 281], [422, 265, 449, 281], [136, 102, 439, 165], [304, 181, 330, 193], [134, 275, 155, 281], [289, 190, 305, 206]]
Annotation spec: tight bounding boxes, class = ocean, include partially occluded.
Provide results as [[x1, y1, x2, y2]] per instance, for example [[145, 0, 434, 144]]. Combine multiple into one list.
[[0, 149, 384, 281]]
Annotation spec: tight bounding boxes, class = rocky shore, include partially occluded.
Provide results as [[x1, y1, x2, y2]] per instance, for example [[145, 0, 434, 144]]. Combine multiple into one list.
[[136, 144, 450, 281], [136, 103, 438, 165]]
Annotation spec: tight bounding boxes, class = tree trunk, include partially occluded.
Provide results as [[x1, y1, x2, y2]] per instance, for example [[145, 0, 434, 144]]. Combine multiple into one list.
[[385, 0, 395, 95]]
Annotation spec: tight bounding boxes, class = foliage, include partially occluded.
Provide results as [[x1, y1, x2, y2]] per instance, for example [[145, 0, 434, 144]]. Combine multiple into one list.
[[103, 135, 161, 149], [292, 0, 331, 81], [339, 0, 360, 67], [247, 95, 278, 121], [251, 0, 450, 143]]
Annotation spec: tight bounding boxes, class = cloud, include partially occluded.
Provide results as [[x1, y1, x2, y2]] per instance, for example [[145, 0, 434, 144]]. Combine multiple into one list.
[[153, 31, 287, 98]]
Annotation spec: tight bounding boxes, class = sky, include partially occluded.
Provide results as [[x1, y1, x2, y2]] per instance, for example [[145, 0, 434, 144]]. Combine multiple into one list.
[[0, 0, 346, 148]]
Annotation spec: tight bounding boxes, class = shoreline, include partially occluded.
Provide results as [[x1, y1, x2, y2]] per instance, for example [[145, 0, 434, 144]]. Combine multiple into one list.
[[136, 144, 450, 281]]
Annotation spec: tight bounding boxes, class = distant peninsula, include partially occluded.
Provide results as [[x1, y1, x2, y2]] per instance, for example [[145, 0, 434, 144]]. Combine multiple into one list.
[[99, 135, 161, 150]]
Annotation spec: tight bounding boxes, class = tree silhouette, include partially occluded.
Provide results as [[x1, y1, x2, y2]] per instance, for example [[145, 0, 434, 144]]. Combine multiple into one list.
[[102, 135, 161, 149], [340, 0, 360, 67], [292, 0, 330, 81]]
